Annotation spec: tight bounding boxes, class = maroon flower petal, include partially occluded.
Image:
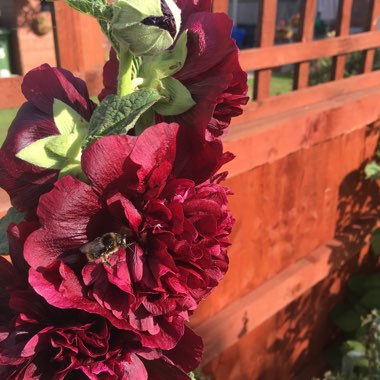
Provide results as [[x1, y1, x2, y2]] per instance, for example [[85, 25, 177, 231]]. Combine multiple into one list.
[[176, 0, 212, 24], [0, 103, 59, 212], [123, 353, 148, 380], [82, 135, 137, 193], [164, 326, 203, 372], [22, 63, 95, 120], [98, 49, 119, 102], [24, 176, 105, 268], [8, 220, 39, 275]]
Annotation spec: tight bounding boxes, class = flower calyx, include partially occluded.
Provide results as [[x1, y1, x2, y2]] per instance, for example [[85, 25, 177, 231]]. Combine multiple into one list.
[[111, 0, 181, 57], [16, 99, 88, 179]]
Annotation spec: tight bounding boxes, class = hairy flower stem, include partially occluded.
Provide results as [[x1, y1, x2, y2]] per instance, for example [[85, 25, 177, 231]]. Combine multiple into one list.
[[118, 47, 134, 97]]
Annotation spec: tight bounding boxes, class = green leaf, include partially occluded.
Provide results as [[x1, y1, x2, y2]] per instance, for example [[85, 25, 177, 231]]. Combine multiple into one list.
[[16, 134, 83, 176], [64, 0, 113, 21], [365, 161, 380, 179], [154, 77, 196, 116], [88, 88, 162, 138], [53, 99, 88, 136], [371, 228, 380, 256], [113, 21, 174, 57], [0, 208, 24, 254], [112, 0, 163, 27], [331, 304, 361, 333], [16, 99, 88, 178], [342, 340, 366, 356], [17, 136, 68, 170], [140, 31, 188, 80], [348, 274, 368, 296], [360, 289, 380, 309]]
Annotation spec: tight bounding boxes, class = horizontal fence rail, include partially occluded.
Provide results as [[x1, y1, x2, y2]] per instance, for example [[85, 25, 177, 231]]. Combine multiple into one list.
[[240, 30, 380, 72]]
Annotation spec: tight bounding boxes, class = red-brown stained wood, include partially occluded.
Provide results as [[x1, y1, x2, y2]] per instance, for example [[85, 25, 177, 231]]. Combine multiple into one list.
[[233, 69, 380, 123], [254, 0, 277, 100], [362, 0, 380, 72], [0, 76, 24, 109], [202, 253, 374, 379], [332, 0, 354, 80], [240, 31, 380, 71], [212, 0, 229, 14], [192, 125, 379, 328], [54, 2, 105, 73], [294, 0, 318, 89]]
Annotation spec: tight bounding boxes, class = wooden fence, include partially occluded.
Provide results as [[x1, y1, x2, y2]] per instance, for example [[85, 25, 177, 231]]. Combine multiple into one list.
[[190, 0, 380, 379], [0, 0, 380, 378]]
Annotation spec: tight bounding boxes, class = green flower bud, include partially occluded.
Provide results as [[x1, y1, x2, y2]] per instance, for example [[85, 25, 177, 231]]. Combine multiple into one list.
[[112, 0, 181, 56]]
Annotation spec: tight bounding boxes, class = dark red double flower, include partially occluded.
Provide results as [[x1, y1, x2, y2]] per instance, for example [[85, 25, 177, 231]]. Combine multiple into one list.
[[21, 123, 232, 352], [0, 231, 203, 379]]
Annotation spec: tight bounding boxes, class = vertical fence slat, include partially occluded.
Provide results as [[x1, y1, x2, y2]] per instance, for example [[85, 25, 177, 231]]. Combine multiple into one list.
[[332, 0, 354, 80], [294, 0, 318, 89], [213, 0, 229, 14], [362, 0, 380, 73], [254, 0, 278, 100]]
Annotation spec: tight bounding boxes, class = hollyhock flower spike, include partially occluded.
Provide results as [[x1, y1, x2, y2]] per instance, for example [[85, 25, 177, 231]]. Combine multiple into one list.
[[0, 64, 96, 214], [99, 0, 248, 140], [23, 123, 233, 351], [0, 229, 203, 379]]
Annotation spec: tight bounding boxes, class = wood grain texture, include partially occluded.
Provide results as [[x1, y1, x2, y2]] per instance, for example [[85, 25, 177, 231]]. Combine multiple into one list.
[[202, 250, 374, 379], [192, 125, 379, 330], [225, 79, 380, 178], [240, 31, 380, 71]]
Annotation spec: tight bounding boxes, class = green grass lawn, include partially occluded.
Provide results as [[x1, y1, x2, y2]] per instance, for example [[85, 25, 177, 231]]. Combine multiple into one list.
[[0, 108, 18, 147]]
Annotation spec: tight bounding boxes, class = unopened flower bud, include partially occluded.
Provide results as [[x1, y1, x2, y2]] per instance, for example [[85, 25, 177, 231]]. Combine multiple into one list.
[[112, 0, 181, 56]]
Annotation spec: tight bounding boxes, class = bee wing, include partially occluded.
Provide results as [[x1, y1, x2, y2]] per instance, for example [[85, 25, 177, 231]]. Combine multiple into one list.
[[80, 237, 105, 260]]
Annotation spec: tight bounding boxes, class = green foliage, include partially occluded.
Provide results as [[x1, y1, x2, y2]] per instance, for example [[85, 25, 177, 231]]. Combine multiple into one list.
[[140, 31, 188, 81], [371, 229, 380, 257], [64, 0, 113, 21], [111, 0, 181, 57], [86, 88, 162, 143], [0, 208, 24, 254], [309, 51, 380, 87], [153, 77, 196, 116], [318, 311, 380, 380], [365, 161, 380, 180]]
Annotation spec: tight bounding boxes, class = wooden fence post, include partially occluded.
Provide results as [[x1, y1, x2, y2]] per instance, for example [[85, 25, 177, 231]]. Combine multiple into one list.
[[294, 0, 318, 89], [332, 0, 354, 80], [254, 0, 277, 100]]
